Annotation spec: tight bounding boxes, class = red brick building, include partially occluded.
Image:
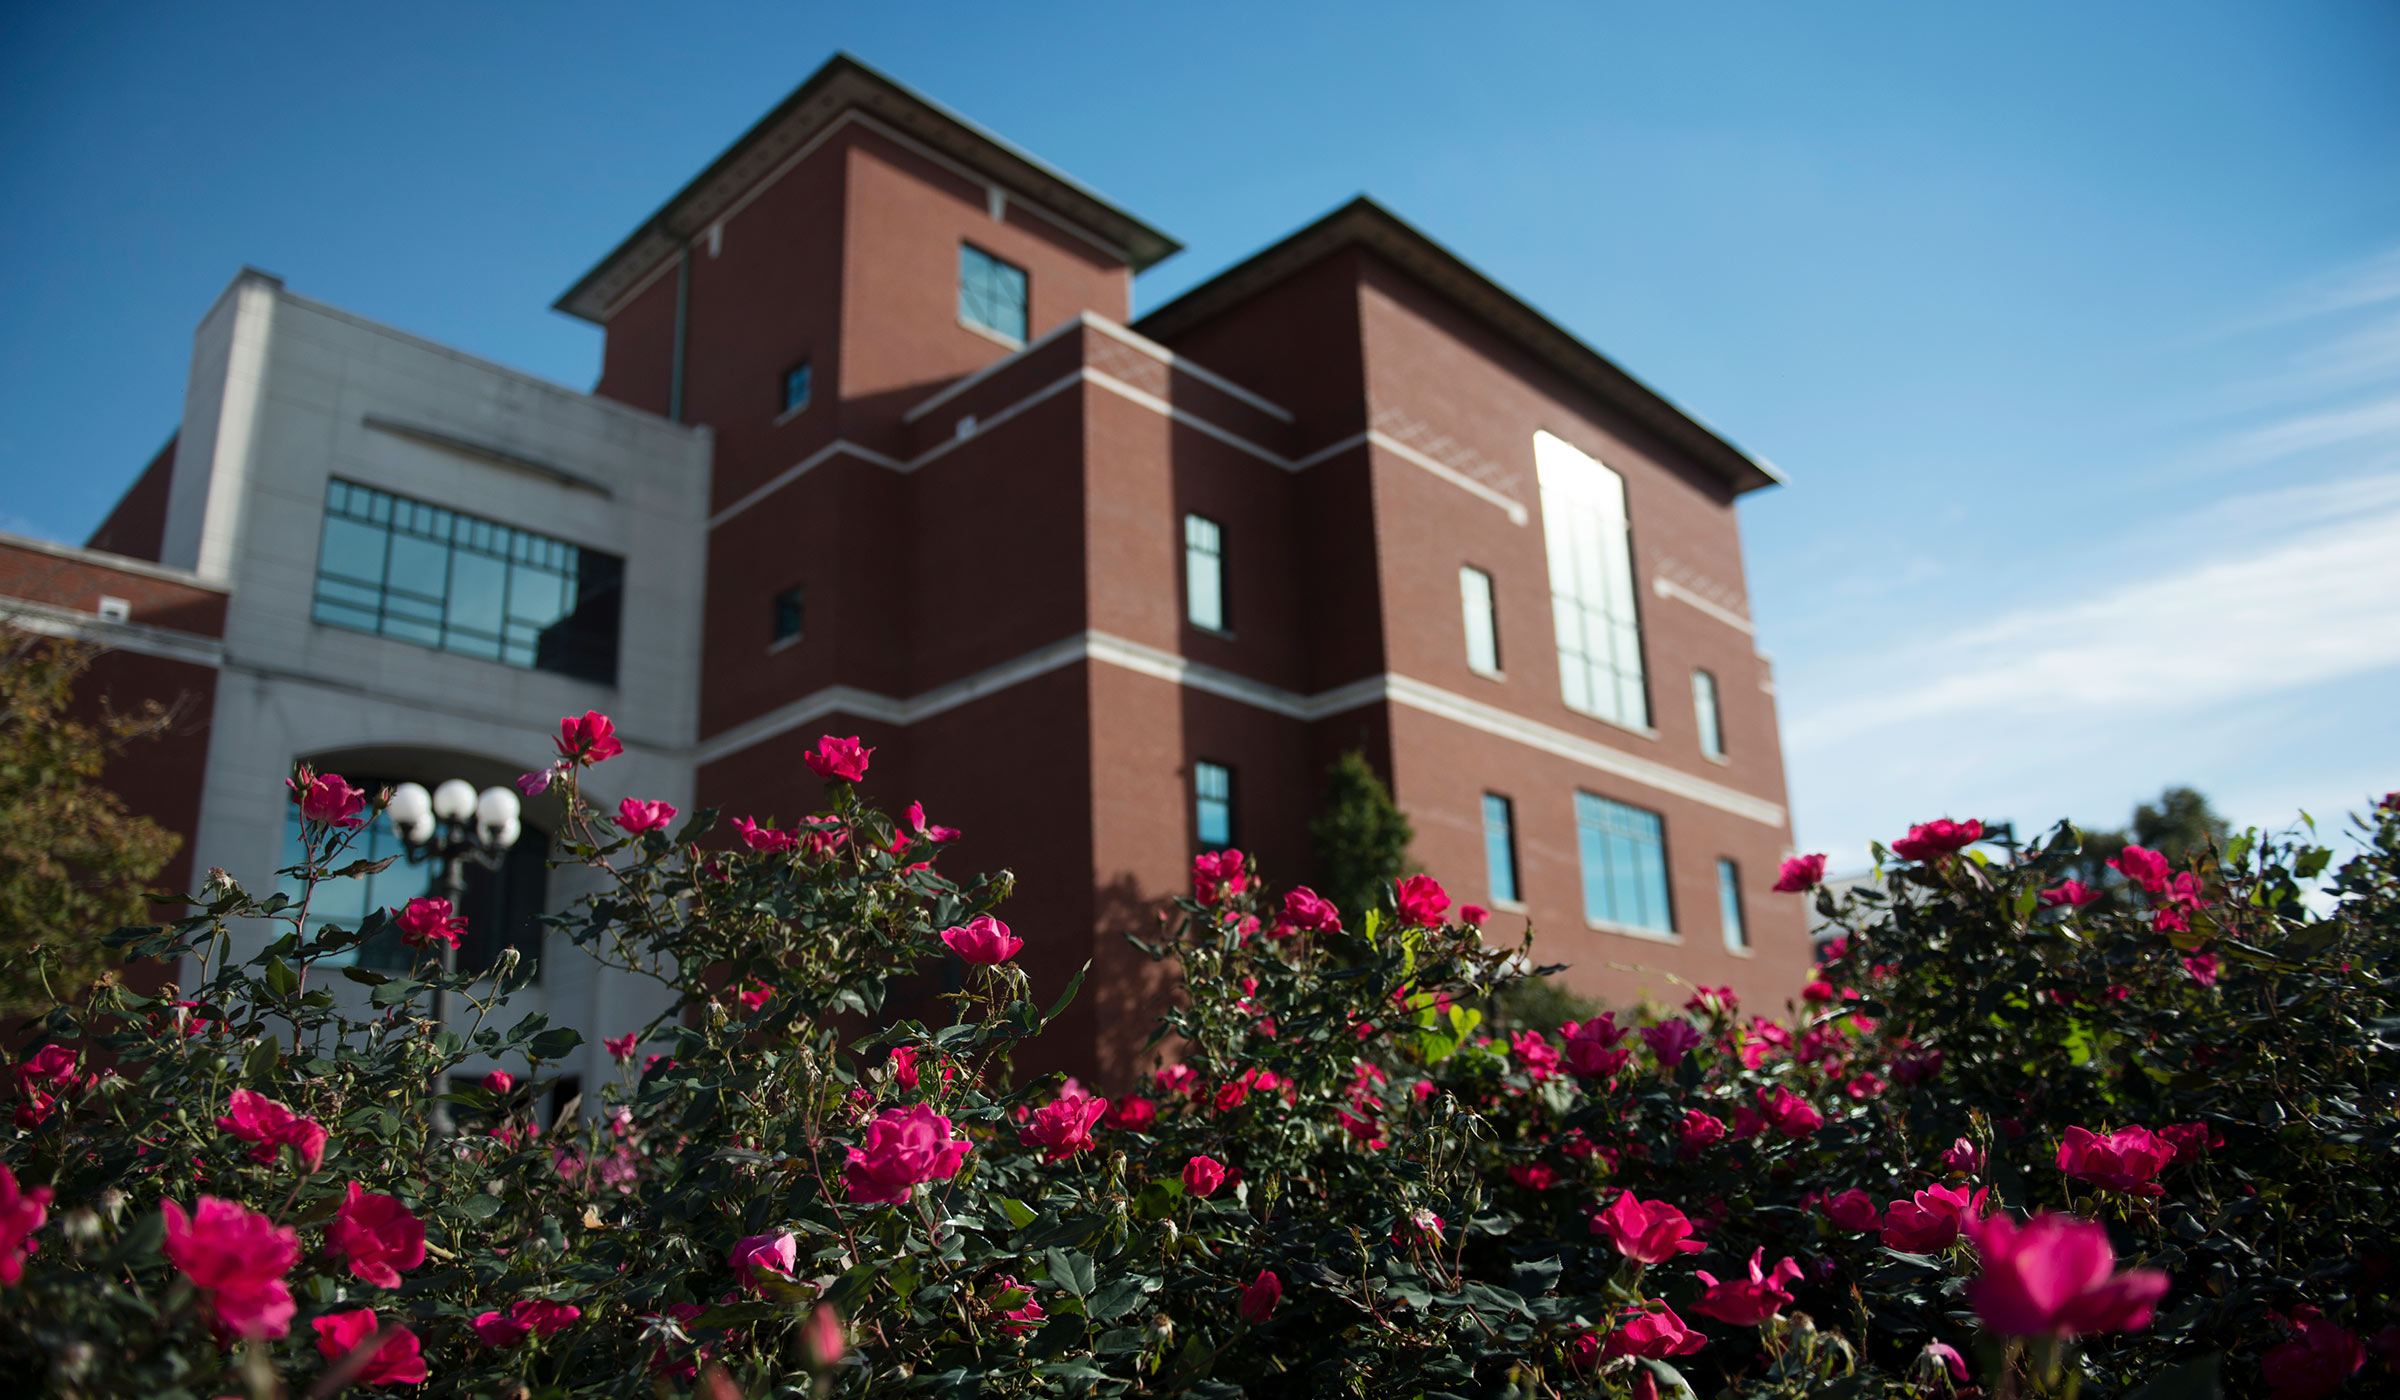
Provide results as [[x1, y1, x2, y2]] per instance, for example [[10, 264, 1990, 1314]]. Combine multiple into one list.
[[36, 53, 1803, 1084], [556, 56, 1803, 1078]]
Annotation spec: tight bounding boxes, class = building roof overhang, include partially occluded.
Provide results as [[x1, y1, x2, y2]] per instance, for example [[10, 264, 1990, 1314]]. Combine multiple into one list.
[[554, 53, 1181, 325], [1134, 197, 1785, 496]]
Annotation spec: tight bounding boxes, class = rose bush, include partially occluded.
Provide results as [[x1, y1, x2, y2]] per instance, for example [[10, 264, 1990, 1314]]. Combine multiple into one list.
[[1, 723, 2396, 1398]]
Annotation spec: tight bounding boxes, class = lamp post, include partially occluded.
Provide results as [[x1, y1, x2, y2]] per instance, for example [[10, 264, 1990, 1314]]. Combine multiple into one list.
[[385, 778, 522, 1026]]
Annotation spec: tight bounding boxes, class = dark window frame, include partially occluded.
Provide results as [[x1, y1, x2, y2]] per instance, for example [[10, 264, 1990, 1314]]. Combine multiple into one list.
[[959, 243, 1029, 344], [770, 585, 805, 646], [780, 360, 813, 416]]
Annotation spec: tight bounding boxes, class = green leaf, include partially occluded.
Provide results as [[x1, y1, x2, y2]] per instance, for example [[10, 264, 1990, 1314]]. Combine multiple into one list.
[[994, 1196, 1037, 1230], [1637, 1358, 1699, 1400], [244, 1036, 279, 1079], [2123, 1354, 2223, 1400], [262, 956, 299, 999], [339, 966, 390, 986], [528, 1027, 583, 1060], [1044, 1247, 1096, 1297], [1088, 1275, 1154, 1322], [1045, 960, 1091, 1024], [454, 1193, 505, 1220], [369, 979, 423, 1008]]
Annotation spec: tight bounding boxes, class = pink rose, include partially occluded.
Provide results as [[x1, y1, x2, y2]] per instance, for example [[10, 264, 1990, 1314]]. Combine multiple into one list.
[[1592, 1191, 1705, 1265], [312, 1307, 427, 1386], [1684, 985, 1738, 1016], [286, 771, 368, 827], [483, 1070, 516, 1095], [1562, 1015, 1631, 1079], [216, 1089, 330, 1172], [472, 1309, 532, 1348], [889, 1045, 920, 1089], [2108, 845, 2171, 894], [1183, 1155, 1227, 1198], [1021, 1090, 1108, 1162], [1881, 1183, 1987, 1253], [804, 734, 873, 782], [1691, 1248, 1803, 1326], [2057, 1125, 2175, 1196], [1392, 874, 1450, 926], [1155, 1065, 1200, 1097], [2041, 880, 2103, 908], [1642, 1018, 1704, 1067], [732, 816, 797, 852], [394, 896, 467, 951], [325, 1181, 425, 1288], [1105, 1096, 1157, 1132], [2182, 953, 2221, 986], [0, 1165, 53, 1285], [617, 798, 677, 833], [730, 1231, 798, 1290], [1238, 1269, 1281, 1324], [1824, 1188, 1881, 1233], [515, 769, 554, 797], [940, 914, 1023, 964], [2261, 1306, 2367, 1400], [991, 1275, 1046, 1335], [1966, 1211, 2169, 1338], [1392, 1207, 1443, 1248], [1281, 886, 1342, 933], [1193, 849, 1248, 905], [1773, 853, 1826, 892], [1678, 1109, 1728, 1157], [1941, 1137, 1985, 1175], [1892, 818, 1983, 862], [1756, 1085, 1824, 1137], [605, 1033, 638, 1061], [736, 982, 773, 1013], [555, 710, 622, 765], [162, 1197, 299, 1339], [1602, 1303, 1706, 1358], [2158, 1122, 2216, 1163], [843, 1104, 969, 1204], [1508, 1030, 1561, 1082]]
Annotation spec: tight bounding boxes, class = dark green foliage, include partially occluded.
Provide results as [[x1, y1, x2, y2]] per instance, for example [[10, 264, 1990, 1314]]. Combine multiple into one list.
[[1307, 750, 1414, 932]]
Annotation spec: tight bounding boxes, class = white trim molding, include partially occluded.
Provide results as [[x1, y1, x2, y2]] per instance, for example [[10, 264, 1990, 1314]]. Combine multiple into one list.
[[1, 595, 226, 668], [1652, 576, 1754, 635], [696, 630, 1784, 827]]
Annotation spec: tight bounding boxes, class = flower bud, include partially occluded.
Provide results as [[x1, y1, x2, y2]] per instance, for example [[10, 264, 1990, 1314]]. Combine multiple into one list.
[[804, 1304, 847, 1370]]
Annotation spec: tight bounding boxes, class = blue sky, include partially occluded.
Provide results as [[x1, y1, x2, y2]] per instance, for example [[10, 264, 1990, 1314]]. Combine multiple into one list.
[[4, 2, 2396, 865]]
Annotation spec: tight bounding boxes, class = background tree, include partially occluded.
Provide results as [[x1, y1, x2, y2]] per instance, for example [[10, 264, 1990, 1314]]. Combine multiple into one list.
[[1307, 749, 1412, 930], [2073, 784, 2231, 889], [0, 634, 181, 1015]]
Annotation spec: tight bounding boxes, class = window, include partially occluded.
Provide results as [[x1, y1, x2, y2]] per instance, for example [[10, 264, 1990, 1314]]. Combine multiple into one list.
[[1184, 513, 1225, 632], [1460, 566, 1500, 674], [1694, 669, 1724, 758], [1194, 761, 1234, 850], [1535, 431, 1648, 728], [1717, 858, 1748, 952], [1482, 794, 1520, 905], [1574, 792, 1674, 934], [780, 360, 812, 416], [312, 481, 623, 684], [959, 244, 1028, 343], [277, 779, 549, 976], [771, 586, 804, 645]]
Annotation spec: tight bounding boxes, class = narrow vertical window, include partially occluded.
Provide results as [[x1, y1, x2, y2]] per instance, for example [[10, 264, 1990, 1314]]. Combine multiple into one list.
[[780, 360, 812, 416], [1718, 858, 1748, 951], [1482, 793, 1520, 905], [959, 244, 1029, 343], [770, 586, 804, 645], [1194, 761, 1235, 849], [1184, 513, 1225, 631], [1460, 565, 1500, 675], [1693, 669, 1724, 758], [1535, 431, 1648, 728], [1573, 792, 1673, 934]]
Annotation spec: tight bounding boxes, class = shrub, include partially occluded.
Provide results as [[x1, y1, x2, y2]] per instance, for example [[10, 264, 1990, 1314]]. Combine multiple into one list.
[[2, 720, 2396, 1398]]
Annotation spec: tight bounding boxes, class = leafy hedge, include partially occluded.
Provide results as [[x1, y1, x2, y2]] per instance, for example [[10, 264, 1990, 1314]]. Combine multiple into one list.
[[3, 719, 2395, 1399]]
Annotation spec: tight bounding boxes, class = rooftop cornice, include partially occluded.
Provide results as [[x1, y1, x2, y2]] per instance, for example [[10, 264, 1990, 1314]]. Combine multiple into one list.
[[1134, 197, 1785, 496], [554, 53, 1180, 324]]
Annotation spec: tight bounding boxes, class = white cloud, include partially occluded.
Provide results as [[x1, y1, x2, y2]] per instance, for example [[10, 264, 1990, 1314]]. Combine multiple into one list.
[[1787, 470, 2400, 751]]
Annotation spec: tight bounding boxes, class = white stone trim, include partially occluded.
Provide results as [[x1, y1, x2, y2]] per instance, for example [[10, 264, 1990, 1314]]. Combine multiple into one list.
[[0, 530, 227, 592], [1082, 317, 1294, 423], [1367, 431, 1530, 526], [695, 630, 1783, 826], [1652, 575, 1754, 635], [901, 316, 1087, 424], [1, 595, 225, 668]]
